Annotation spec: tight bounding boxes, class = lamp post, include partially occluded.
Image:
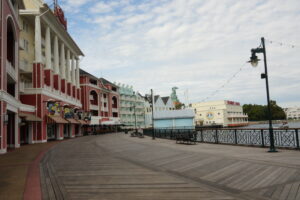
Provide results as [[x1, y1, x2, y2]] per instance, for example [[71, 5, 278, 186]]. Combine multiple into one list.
[[248, 37, 277, 152], [130, 92, 137, 134], [151, 89, 155, 139]]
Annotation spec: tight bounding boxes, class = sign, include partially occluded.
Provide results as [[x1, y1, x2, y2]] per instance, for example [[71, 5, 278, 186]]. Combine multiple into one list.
[[47, 101, 60, 116]]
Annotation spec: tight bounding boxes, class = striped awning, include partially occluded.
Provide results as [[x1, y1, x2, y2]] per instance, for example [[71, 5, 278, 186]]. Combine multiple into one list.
[[66, 118, 80, 124], [47, 115, 68, 124], [19, 113, 42, 122]]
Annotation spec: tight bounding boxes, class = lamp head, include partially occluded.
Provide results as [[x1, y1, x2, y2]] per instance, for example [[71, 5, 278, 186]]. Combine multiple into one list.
[[248, 52, 260, 67]]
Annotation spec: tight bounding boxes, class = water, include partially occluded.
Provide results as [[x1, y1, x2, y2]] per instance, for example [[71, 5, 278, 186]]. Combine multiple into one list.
[[244, 121, 300, 129]]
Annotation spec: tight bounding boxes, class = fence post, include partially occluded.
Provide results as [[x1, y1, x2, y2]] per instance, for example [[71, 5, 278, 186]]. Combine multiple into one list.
[[234, 129, 237, 144], [261, 129, 265, 147], [215, 129, 219, 144], [200, 129, 203, 142], [295, 129, 299, 150]]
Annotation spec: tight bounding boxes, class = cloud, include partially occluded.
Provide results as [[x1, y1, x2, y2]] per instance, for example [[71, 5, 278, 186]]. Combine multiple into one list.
[[59, 0, 300, 107]]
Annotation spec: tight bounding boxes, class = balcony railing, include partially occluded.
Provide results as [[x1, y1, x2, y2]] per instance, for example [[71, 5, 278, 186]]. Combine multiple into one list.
[[19, 82, 25, 93], [90, 104, 99, 111], [101, 107, 108, 112], [112, 108, 118, 113], [6, 60, 17, 81]]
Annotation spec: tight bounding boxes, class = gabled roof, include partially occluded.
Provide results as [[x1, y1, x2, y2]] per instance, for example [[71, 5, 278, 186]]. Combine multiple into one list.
[[154, 95, 160, 103], [80, 69, 98, 80], [100, 78, 118, 88], [161, 97, 170, 105]]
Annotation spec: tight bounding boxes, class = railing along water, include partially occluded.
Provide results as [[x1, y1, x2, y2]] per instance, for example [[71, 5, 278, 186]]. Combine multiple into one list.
[[143, 128, 300, 149]]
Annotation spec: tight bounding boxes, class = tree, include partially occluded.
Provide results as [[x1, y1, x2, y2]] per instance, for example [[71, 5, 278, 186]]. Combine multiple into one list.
[[243, 100, 286, 121]]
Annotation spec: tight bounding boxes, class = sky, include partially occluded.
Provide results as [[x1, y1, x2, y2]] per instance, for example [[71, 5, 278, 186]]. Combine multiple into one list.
[[45, 0, 300, 107]]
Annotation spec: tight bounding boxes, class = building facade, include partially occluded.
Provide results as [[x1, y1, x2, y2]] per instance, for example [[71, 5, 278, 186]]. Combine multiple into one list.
[[153, 109, 195, 129], [0, 0, 25, 153], [284, 107, 300, 120], [80, 71, 120, 131], [191, 100, 248, 127], [18, 0, 84, 144], [118, 84, 145, 129]]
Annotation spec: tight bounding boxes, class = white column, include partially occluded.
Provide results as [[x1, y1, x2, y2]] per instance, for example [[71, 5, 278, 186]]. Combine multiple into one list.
[[35, 16, 42, 63], [45, 26, 51, 69], [60, 43, 66, 79], [71, 55, 76, 85], [66, 49, 70, 82], [54, 36, 59, 74], [76, 58, 80, 88]]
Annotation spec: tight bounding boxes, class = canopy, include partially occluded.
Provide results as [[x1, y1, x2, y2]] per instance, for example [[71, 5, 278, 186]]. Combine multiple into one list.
[[66, 118, 80, 124], [19, 113, 42, 122], [47, 116, 68, 124]]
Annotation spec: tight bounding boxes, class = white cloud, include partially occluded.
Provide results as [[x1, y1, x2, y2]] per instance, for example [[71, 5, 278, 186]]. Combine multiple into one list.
[[63, 0, 300, 107]]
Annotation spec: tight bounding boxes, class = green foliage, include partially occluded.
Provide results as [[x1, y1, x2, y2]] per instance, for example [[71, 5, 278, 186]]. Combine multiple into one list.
[[175, 102, 185, 110], [243, 100, 286, 121]]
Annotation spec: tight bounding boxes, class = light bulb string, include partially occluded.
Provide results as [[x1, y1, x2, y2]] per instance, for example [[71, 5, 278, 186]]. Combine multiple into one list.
[[265, 38, 298, 49], [200, 62, 247, 102]]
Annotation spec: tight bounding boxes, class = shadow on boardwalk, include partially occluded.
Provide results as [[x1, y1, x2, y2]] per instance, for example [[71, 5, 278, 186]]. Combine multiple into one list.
[[41, 133, 300, 200]]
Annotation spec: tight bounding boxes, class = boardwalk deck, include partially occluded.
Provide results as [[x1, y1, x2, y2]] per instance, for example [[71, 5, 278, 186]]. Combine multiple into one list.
[[40, 133, 300, 200]]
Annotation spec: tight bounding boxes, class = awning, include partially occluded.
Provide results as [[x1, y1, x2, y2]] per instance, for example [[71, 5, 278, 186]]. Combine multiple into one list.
[[77, 120, 89, 125], [66, 118, 80, 124], [48, 115, 68, 124], [19, 113, 42, 122]]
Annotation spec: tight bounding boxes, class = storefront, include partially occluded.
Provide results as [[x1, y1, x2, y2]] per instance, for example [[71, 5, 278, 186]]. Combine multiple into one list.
[[19, 112, 42, 144]]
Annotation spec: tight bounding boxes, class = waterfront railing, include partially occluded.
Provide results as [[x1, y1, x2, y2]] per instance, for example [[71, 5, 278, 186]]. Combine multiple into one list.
[[143, 128, 300, 149]]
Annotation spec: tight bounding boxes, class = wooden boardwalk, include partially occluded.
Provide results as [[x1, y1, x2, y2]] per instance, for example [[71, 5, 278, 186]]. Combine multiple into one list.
[[40, 133, 300, 200]]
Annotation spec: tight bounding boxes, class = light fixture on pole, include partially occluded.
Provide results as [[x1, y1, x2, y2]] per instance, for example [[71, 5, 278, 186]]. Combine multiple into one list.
[[248, 37, 277, 152]]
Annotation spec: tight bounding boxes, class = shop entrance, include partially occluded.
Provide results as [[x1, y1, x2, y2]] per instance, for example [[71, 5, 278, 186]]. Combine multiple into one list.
[[47, 124, 57, 140]]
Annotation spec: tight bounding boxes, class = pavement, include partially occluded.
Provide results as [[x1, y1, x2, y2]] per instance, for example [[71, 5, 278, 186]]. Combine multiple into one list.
[[1, 133, 300, 200], [0, 140, 61, 200]]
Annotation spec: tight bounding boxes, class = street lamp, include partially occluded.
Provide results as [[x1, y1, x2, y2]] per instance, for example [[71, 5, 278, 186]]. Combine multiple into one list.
[[248, 37, 277, 152], [130, 92, 137, 134]]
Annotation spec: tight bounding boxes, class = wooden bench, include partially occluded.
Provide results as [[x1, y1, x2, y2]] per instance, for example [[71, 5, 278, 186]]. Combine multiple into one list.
[[176, 132, 197, 144]]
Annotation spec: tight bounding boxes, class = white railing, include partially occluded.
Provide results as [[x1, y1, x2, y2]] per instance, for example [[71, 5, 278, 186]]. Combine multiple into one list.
[[90, 104, 99, 110], [6, 60, 17, 81], [19, 60, 30, 72], [101, 107, 109, 112], [19, 82, 25, 93], [227, 113, 248, 118], [112, 108, 118, 113], [24, 82, 33, 88]]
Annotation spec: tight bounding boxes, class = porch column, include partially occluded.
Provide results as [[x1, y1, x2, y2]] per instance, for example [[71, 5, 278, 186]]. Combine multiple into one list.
[[54, 36, 59, 74], [71, 55, 76, 85], [60, 43, 66, 79], [45, 26, 51, 69], [34, 16, 42, 63], [66, 49, 71, 82], [76, 58, 80, 88]]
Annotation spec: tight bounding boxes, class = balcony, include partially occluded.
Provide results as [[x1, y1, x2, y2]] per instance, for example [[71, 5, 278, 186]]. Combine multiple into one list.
[[6, 60, 17, 81], [90, 104, 99, 111], [19, 81, 25, 93], [112, 108, 118, 113], [227, 113, 248, 118], [101, 107, 108, 112]]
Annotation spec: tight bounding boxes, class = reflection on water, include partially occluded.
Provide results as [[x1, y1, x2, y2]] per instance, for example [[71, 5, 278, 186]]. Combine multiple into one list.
[[244, 121, 300, 128]]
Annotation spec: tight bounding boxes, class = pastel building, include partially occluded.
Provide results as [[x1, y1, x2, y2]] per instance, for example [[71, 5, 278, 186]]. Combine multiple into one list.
[[191, 100, 248, 127], [118, 84, 145, 129], [0, 0, 25, 153], [153, 109, 195, 129]]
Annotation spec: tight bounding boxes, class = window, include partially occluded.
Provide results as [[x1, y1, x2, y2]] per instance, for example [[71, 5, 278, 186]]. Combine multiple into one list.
[[22, 20, 28, 33]]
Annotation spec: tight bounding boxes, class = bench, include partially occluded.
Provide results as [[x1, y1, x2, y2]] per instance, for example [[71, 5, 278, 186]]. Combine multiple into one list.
[[175, 132, 197, 144]]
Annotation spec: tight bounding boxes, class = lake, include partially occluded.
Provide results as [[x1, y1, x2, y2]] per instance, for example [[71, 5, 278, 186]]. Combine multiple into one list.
[[244, 121, 300, 129]]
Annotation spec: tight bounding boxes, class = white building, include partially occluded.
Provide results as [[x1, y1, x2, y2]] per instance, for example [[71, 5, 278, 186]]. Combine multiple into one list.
[[284, 107, 300, 120], [144, 95, 176, 128], [190, 100, 248, 127]]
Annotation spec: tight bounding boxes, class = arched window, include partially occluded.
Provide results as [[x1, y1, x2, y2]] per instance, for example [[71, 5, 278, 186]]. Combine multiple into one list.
[[7, 17, 16, 68], [112, 96, 118, 108], [90, 90, 98, 105]]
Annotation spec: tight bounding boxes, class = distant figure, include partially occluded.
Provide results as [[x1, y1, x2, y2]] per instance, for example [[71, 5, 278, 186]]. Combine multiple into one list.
[[280, 121, 289, 129]]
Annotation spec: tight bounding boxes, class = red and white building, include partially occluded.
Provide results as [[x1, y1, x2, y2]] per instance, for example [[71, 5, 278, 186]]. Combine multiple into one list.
[[0, 0, 25, 154], [0, 0, 120, 154], [80, 70, 120, 133]]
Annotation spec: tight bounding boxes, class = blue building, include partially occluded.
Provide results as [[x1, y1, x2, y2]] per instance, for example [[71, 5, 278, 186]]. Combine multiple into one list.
[[153, 109, 195, 129]]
